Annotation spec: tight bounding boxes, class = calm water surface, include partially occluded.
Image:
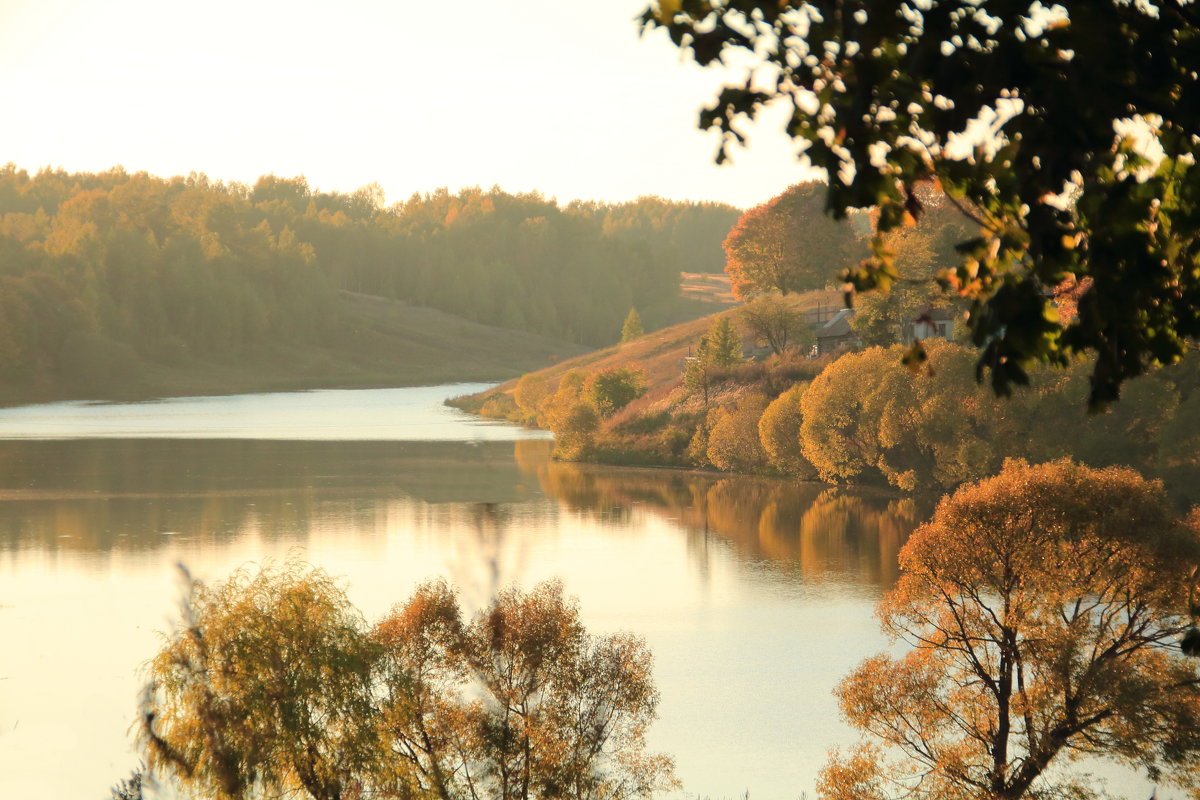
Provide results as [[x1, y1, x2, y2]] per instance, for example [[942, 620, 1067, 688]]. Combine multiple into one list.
[[0, 385, 1148, 799]]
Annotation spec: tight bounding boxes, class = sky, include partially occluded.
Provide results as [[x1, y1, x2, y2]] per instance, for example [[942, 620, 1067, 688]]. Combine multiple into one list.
[[0, 0, 819, 208]]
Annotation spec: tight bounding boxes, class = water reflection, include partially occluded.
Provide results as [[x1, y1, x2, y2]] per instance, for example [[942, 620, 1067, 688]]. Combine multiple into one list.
[[0, 439, 926, 593], [0, 439, 543, 553], [0, 436, 929, 800], [528, 457, 929, 590]]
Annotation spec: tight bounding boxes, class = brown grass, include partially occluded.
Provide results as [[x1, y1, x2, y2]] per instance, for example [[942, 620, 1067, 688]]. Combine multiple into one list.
[[469, 288, 844, 410]]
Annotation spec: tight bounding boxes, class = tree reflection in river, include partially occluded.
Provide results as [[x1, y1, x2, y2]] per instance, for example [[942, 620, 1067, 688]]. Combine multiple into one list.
[[525, 452, 930, 589], [0, 437, 927, 590]]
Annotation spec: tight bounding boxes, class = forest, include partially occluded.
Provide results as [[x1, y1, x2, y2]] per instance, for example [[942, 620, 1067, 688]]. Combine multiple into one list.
[[0, 165, 738, 398]]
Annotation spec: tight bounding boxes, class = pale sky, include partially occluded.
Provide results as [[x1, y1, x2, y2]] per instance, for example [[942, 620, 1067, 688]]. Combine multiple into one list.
[[0, 0, 818, 208]]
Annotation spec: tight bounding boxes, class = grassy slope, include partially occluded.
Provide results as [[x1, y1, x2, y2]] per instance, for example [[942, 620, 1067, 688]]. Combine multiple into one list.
[[458, 289, 843, 416], [2, 292, 591, 406]]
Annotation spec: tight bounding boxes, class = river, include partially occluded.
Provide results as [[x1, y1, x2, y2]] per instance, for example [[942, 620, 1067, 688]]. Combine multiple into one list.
[[0, 385, 1149, 799]]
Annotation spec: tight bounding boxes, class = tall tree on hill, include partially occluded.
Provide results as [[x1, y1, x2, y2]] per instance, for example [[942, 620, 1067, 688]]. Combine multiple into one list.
[[722, 182, 862, 299], [740, 294, 811, 356], [706, 316, 743, 367], [851, 187, 975, 346], [620, 308, 644, 343]]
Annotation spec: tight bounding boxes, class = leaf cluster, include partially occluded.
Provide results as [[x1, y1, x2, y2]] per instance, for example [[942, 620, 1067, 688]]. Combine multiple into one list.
[[641, 1, 1200, 408]]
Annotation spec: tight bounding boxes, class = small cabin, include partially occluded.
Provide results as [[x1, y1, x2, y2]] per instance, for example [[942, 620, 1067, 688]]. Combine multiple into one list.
[[816, 308, 860, 355], [901, 306, 956, 343]]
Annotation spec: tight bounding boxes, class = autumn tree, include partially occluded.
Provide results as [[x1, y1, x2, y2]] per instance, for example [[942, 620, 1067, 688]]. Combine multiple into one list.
[[722, 181, 861, 298], [706, 316, 742, 367], [372, 580, 676, 800], [140, 565, 676, 800], [462, 582, 675, 800], [139, 564, 379, 800], [682, 337, 716, 411], [706, 393, 770, 473], [850, 188, 973, 346], [739, 294, 813, 357], [641, 2, 1200, 408], [798, 347, 899, 485], [819, 460, 1200, 800], [758, 383, 817, 479], [513, 374, 549, 424]]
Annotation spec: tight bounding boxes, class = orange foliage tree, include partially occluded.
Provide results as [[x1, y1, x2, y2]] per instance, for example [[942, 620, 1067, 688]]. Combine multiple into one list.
[[819, 460, 1200, 800], [722, 181, 861, 299]]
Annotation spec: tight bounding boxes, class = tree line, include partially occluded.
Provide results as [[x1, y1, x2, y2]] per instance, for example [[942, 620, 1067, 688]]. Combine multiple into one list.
[[478, 332, 1200, 507], [0, 165, 740, 390]]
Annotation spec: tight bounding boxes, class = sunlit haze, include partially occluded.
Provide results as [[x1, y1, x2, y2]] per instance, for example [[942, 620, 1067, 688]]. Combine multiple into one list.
[[0, 0, 818, 207]]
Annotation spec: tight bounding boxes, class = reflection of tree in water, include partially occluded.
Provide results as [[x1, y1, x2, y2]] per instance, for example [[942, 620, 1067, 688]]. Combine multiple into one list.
[[0, 439, 544, 554], [0, 491, 326, 553], [535, 461, 930, 589], [512, 438, 554, 476], [444, 500, 531, 611]]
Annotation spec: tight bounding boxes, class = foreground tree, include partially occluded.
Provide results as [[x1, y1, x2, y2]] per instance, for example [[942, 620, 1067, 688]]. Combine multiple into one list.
[[140, 565, 378, 800], [373, 580, 676, 800], [819, 460, 1200, 800], [641, 2, 1200, 407], [140, 566, 675, 800]]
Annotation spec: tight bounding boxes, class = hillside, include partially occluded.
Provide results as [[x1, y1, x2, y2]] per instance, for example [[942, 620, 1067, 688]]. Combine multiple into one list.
[[678, 271, 737, 305], [454, 293, 1200, 508], [0, 292, 590, 406], [454, 289, 842, 416]]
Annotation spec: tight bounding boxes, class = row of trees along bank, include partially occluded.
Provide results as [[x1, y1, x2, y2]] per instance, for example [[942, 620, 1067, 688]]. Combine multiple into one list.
[[473, 335, 1200, 508], [0, 165, 740, 391]]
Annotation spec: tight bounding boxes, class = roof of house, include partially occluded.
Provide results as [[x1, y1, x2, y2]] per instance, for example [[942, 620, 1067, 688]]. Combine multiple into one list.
[[817, 307, 856, 339]]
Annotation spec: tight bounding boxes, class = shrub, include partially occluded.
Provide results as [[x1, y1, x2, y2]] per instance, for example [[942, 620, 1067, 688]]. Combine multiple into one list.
[[584, 364, 648, 416], [758, 383, 818, 478], [706, 393, 770, 473]]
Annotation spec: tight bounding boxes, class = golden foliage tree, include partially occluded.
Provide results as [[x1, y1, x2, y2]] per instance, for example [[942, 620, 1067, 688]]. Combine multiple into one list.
[[758, 383, 817, 479], [140, 564, 378, 800], [819, 460, 1200, 800], [513, 374, 549, 423], [141, 566, 675, 800], [373, 580, 676, 800], [706, 392, 770, 473]]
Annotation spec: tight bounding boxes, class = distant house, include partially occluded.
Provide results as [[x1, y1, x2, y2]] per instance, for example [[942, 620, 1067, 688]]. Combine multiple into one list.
[[816, 308, 860, 355], [901, 306, 956, 343]]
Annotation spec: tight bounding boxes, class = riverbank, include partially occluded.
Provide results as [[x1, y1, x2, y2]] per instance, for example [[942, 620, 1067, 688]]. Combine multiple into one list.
[[0, 292, 590, 407], [452, 319, 1200, 508]]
